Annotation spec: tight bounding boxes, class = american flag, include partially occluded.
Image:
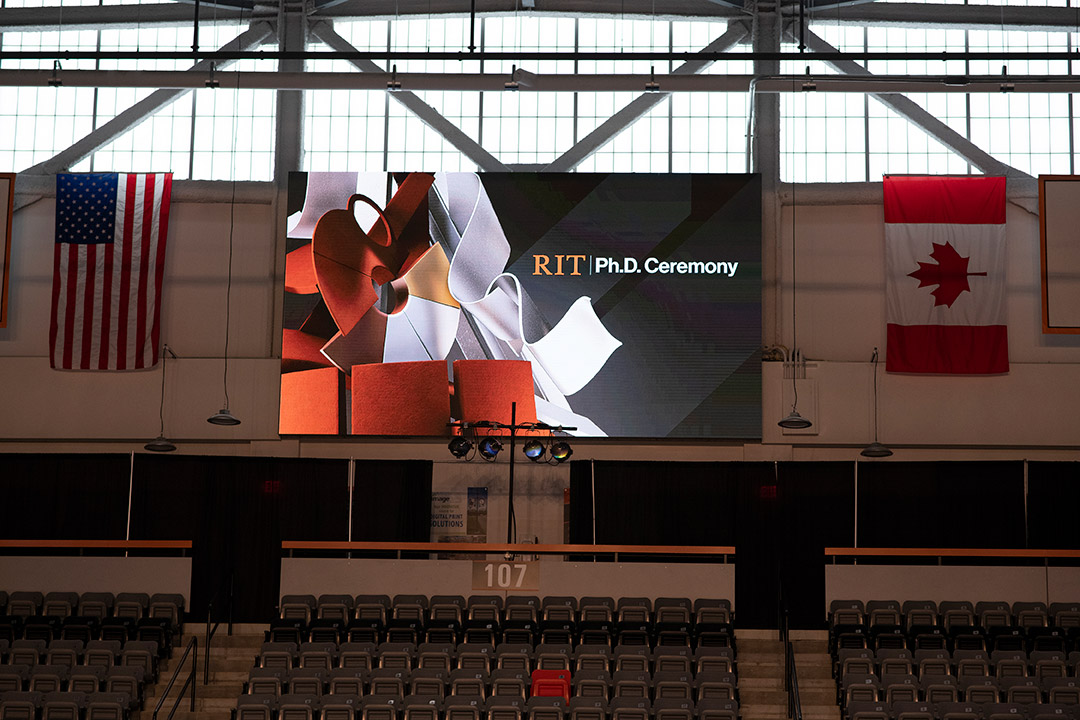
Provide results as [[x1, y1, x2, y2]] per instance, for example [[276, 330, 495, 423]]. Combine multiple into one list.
[[49, 173, 172, 370]]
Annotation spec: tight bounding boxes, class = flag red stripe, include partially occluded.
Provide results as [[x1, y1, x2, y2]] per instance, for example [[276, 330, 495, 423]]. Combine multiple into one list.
[[886, 324, 1009, 374], [150, 174, 172, 366], [115, 175, 136, 371], [49, 243, 62, 368], [135, 174, 154, 368], [98, 243, 114, 370], [81, 243, 97, 369], [62, 243, 79, 370], [884, 175, 1006, 225]]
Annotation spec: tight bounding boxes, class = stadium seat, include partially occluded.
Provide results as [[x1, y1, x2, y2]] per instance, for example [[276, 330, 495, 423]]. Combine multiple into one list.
[[567, 696, 608, 720], [329, 667, 368, 696], [41, 690, 87, 720], [323, 694, 363, 720]]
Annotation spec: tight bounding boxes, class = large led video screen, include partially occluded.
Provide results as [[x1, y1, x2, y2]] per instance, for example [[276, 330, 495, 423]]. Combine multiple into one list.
[[280, 172, 761, 438]]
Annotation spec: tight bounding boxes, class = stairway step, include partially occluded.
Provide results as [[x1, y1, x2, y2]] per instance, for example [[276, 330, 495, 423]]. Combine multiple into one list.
[[739, 705, 788, 719], [147, 682, 244, 699], [740, 657, 784, 669], [801, 706, 842, 720], [739, 689, 789, 705], [180, 632, 266, 649], [737, 639, 784, 654], [205, 671, 251, 683], [205, 658, 259, 673], [743, 664, 786, 677], [739, 677, 785, 690]]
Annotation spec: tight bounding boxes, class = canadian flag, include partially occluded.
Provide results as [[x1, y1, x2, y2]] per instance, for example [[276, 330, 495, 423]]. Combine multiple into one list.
[[884, 175, 1008, 374]]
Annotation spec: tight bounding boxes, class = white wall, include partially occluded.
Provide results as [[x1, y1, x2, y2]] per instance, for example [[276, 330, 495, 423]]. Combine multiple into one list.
[[0, 556, 192, 604], [0, 185, 1077, 462], [280, 557, 735, 605], [826, 564, 1080, 609]]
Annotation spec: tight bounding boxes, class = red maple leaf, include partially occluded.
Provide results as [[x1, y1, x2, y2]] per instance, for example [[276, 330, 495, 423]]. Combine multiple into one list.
[[907, 241, 987, 308]]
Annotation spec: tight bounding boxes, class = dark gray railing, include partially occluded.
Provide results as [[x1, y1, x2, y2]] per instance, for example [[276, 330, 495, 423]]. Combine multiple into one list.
[[782, 608, 803, 720], [152, 635, 197, 720]]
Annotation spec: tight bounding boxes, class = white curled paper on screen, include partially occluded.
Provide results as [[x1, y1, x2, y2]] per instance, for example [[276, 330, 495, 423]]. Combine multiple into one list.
[[437, 172, 622, 397], [286, 171, 359, 239]]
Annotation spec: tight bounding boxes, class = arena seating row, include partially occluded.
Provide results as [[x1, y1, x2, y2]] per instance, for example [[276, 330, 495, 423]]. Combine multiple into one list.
[[0, 637, 164, 668], [270, 596, 732, 651], [0, 591, 185, 625], [0, 590, 184, 653], [234, 692, 742, 720], [0, 689, 133, 720], [841, 673, 1080, 705], [0, 590, 180, 718], [830, 601, 1080, 654], [253, 641, 736, 675], [833, 600, 1080, 720], [242, 666, 739, 702], [235, 596, 740, 720], [845, 699, 1080, 720], [837, 648, 1080, 681], [831, 602, 1080, 632], [0, 659, 147, 693]]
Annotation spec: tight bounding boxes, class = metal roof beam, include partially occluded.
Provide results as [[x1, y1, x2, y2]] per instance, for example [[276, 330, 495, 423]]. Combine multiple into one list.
[[27, 22, 274, 176], [275, 1, 307, 185], [312, 0, 743, 20], [543, 21, 749, 172], [803, 3, 1080, 32], [2, 2, 1077, 32], [0, 4, 247, 31], [309, 20, 508, 172], [800, 28, 1031, 180]]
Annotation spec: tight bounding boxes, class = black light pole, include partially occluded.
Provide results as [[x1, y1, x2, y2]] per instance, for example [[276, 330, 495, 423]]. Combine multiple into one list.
[[449, 403, 575, 555]]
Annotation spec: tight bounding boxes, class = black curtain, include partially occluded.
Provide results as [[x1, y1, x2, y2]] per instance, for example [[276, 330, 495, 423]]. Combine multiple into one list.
[[131, 455, 350, 622], [352, 460, 433, 542], [567, 461, 595, 545], [728, 462, 780, 628], [0, 453, 130, 539], [1028, 461, 1080, 549], [569, 460, 740, 547], [775, 462, 856, 629], [856, 461, 1025, 548]]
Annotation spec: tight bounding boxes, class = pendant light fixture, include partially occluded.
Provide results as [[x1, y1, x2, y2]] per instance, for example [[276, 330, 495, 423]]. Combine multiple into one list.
[[861, 347, 892, 457], [145, 344, 178, 452], [778, 98, 811, 430], [209, 81, 241, 427]]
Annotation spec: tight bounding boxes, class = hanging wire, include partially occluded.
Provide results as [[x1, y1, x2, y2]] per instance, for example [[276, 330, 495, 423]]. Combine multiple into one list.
[[791, 68, 800, 411], [222, 173, 236, 409], [871, 347, 880, 441], [158, 343, 170, 437], [221, 71, 240, 410]]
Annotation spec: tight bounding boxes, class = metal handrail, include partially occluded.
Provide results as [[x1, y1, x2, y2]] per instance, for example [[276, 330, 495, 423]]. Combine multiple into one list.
[[782, 607, 803, 720], [204, 598, 217, 685], [825, 547, 1080, 559], [787, 643, 803, 720], [204, 575, 235, 686], [152, 635, 197, 720], [283, 540, 735, 563]]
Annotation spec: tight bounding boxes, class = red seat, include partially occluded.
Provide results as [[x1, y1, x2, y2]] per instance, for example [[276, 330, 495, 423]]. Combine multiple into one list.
[[531, 669, 571, 703]]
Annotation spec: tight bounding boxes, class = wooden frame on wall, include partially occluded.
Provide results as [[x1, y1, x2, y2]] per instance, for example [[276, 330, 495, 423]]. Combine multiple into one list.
[[1038, 175, 1080, 334], [0, 173, 13, 328]]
